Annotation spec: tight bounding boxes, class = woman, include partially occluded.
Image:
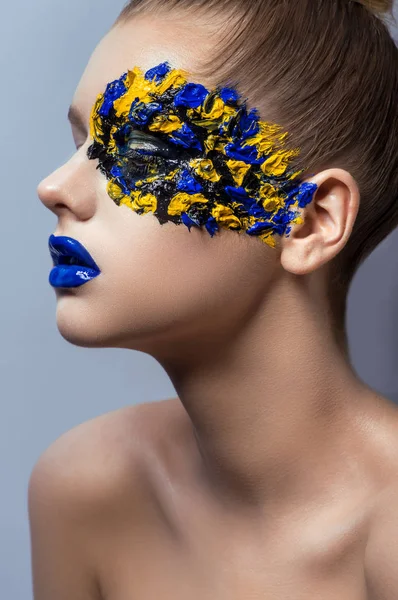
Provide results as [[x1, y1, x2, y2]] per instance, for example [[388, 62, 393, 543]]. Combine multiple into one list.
[[29, 0, 398, 598]]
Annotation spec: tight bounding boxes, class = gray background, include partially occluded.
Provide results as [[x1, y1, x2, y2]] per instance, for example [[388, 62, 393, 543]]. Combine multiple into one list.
[[0, 1, 397, 597]]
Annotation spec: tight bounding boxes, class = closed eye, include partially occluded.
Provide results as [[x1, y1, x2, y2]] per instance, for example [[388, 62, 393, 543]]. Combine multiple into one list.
[[124, 130, 180, 160]]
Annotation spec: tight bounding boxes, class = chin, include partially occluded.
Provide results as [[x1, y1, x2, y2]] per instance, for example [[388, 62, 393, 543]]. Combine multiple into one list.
[[54, 294, 112, 348], [53, 292, 157, 351], [56, 316, 107, 349]]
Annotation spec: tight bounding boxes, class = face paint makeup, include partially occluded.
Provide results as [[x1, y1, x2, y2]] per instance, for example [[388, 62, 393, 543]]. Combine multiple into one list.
[[87, 61, 318, 247]]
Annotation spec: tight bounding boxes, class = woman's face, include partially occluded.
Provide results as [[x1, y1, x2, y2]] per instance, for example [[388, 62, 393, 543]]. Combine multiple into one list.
[[37, 15, 287, 353]]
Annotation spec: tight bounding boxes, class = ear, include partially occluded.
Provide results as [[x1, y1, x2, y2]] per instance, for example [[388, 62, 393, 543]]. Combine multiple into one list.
[[280, 168, 360, 276]]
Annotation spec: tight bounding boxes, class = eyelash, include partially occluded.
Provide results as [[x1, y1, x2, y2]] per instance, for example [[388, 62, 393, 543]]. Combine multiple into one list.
[[123, 148, 160, 161], [116, 148, 161, 178], [131, 163, 152, 177], [125, 130, 180, 161]]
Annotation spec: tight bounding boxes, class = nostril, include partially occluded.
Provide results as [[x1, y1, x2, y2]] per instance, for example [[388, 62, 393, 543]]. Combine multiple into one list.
[[37, 178, 71, 216]]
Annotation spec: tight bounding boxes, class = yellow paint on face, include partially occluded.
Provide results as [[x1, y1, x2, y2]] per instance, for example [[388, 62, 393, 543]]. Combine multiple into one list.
[[260, 149, 300, 177], [243, 122, 287, 155], [89, 95, 106, 143], [187, 98, 237, 131], [148, 113, 183, 134], [107, 180, 125, 201], [203, 134, 232, 155], [113, 67, 154, 117], [168, 192, 209, 216], [130, 191, 158, 213], [189, 158, 221, 183], [87, 61, 318, 249], [211, 204, 243, 229], [226, 160, 252, 187]]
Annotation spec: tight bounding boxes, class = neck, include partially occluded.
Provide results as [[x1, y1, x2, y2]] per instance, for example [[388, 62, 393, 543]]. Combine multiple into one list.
[[148, 273, 367, 511]]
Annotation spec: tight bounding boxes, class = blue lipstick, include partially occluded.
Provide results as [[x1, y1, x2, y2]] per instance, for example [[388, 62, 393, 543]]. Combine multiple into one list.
[[48, 235, 101, 288]]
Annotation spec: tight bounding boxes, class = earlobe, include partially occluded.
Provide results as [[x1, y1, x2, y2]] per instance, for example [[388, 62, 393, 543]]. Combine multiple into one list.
[[280, 168, 360, 276]]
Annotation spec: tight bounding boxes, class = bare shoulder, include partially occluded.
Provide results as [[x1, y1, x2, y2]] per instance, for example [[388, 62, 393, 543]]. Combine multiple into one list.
[[360, 391, 398, 484], [360, 392, 398, 599], [364, 458, 398, 599], [29, 399, 180, 518], [28, 400, 181, 600]]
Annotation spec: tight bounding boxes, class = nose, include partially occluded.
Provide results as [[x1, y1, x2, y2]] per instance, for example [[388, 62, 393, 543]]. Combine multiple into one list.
[[37, 150, 97, 222]]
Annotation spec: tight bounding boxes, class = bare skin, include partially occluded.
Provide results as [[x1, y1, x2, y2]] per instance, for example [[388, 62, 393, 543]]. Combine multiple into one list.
[[93, 396, 398, 600], [30, 394, 398, 600], [31, 8, 398, 600]]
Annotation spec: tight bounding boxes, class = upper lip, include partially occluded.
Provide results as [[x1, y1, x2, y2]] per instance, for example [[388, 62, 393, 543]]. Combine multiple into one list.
[[48, 235, 100, 271]]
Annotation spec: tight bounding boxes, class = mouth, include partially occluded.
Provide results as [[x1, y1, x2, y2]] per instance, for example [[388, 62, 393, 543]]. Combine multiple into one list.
[[48, 235, 101, 288]]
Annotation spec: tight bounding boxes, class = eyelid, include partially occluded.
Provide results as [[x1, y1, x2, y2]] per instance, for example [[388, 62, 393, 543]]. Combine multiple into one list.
[[75, 137, 88, 152], [70, 121, 88, 151], [125, 131, 179, 159]]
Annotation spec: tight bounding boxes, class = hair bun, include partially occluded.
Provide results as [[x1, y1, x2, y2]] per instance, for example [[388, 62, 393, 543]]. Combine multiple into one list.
[[353, 0, 394, 14]]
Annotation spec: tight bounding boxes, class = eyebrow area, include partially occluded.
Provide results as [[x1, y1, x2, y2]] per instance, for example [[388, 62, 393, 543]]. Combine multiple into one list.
[[67, 104, 87, 133]]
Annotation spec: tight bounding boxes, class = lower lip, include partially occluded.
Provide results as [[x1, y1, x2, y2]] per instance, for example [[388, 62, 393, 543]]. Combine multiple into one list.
[[49, 265, 101, 288]]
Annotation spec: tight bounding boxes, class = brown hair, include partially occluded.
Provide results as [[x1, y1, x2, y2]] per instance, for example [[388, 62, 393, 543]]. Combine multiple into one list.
[[115, 0, 398, 345]]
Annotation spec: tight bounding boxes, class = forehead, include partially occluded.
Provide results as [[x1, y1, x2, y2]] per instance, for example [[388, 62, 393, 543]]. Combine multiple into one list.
[[73, 14, 219, 126]]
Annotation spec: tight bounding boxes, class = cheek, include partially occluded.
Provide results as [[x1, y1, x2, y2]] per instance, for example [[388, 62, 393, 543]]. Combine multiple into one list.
[[91, 203, 274, 336]]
